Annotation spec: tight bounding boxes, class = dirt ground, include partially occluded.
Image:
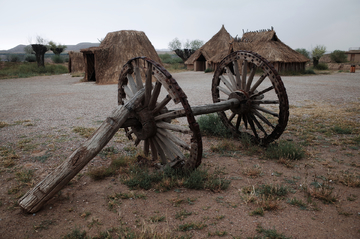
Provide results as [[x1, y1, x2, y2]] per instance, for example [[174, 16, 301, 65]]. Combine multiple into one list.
[[0, 71, 359, 239]]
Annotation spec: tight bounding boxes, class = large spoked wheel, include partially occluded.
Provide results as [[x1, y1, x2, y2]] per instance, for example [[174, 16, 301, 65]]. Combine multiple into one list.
[[118, 57, 202, 169], [212, 51, 289, 146]]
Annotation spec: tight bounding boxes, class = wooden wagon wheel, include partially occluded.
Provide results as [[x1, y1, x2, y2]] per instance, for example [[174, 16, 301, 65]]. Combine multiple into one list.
[[118, 57, 202, 169], [212, 51, 289, 145]]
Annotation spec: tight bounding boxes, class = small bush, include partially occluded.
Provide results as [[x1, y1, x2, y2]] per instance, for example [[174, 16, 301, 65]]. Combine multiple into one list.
[[8, 54, 21, 62], [332, 125, 352, 134], [265, 140, 305, 160], [314, 63, 328, 70], [197, 113, 232, 137], [159, 53, 183, 64], [204, 68, 213, 73], [303, 69, 315, 74], [24, 55, 36, 62], [52, 55, 64, 63]]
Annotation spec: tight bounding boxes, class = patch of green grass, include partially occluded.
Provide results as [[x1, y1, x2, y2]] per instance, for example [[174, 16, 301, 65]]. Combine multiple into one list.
[[72, 126, 96, 138], [178, 221, 207, 231], [265, 140, 305, 160], [175, 209, 192, 221], [332, 125, 353, 134], [0, 62, 68, 79], [16, 169, 34, 183], [88, 155, 131, 180], [197, 113, 232, 137], [122, 165, 231, 192], [251, 224, 291, 239], [249, 207, 264, 216], [149, 215, 166, 222], [210, 139, 238, 154], [287, 197, 307, 210], [62, 227, 88, 239], [99, 146, 118, 159]]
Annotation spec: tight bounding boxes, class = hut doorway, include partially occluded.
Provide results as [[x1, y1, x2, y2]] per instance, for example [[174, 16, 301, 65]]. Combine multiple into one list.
[[194, 54, 206, 71], [85, 53, 96, 81]]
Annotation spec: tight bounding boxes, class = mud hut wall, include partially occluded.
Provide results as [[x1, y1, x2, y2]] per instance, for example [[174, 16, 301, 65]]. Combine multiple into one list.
[[68, 51, 85, 73], [347, 52, 360, 62]]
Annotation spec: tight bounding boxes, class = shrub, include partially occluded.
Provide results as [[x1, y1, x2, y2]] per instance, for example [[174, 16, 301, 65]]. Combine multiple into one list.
[[314, 63, 328, 70], [265, 140, 305, 160], [8, 54, 21, 62], [197, 113, 232, 137], [303, 69, 315, 74], [295, 48, 310, 59], [52, 55, 64, 63], [159, 53, 183, 64], [330, 50, 347, 63], [24, 55, 36, 62], [204, 68, 213, 73]]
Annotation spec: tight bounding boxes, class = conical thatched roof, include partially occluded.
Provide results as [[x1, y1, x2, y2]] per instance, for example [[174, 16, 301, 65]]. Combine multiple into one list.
[[232, 30, 309, 63], [81, 30, 161, 84], [185, 25, 233, 65]]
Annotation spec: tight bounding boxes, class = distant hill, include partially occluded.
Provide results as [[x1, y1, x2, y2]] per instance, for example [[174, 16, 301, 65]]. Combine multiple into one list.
[[0, 42, 100, 53]]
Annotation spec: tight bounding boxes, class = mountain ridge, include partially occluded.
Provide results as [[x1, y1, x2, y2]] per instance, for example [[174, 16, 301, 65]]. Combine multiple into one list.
[[0, 42, 100, 53]]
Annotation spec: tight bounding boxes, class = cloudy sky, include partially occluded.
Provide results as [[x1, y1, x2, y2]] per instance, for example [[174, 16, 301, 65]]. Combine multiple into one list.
[[1, 0, 359, 52]]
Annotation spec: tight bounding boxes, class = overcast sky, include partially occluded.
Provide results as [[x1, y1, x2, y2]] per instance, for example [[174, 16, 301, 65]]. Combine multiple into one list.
[[1, 0, 359, 52]]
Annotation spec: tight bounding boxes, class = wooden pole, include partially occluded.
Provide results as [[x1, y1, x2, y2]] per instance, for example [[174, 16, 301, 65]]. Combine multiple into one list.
[[18, 89, 145, 213]]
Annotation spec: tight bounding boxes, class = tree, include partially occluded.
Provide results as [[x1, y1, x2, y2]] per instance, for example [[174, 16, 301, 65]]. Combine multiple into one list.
[[330, 50, 347, 63], [48, 41, 67, 55], [24, 45, 35, 55], [295, 48, 310, 59], [311, 45, 326, 67], [31, 36, 49, 67], [168, 38, 204, 62]]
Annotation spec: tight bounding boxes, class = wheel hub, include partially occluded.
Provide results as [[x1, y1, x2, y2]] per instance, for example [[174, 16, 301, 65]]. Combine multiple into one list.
[[229, 90, 252, 114], [131, 107, 157, 140]]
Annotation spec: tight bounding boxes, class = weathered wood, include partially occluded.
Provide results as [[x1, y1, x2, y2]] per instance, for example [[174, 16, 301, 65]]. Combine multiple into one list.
[[233, 60, 242, 89], [157, 128, 190, 150], [154, 99, 239, 121], [241, 60, 247, 90], [249, 73, 267, 93], [148, 81, 161, 110], [156, 121, 191, 134], [144, 62, 153, 106], [217, 85, 231, 96], [127, 74, 138, 94], [225, 66, 237, 89], [220, 75, 235, 92], [152, 95, 171, 114], [18, 89, 145, 213]]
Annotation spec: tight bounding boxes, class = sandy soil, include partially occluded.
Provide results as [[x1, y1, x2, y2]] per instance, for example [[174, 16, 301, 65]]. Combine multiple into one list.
[[0, 71, 359, 238]]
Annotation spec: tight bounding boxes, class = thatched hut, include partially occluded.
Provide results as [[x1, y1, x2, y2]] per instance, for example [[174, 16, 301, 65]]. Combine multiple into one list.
[[231, 29, 309, 73], [68, 51, 85, 73], [80, 30, 162, 84], [185, 25, 233, 71]]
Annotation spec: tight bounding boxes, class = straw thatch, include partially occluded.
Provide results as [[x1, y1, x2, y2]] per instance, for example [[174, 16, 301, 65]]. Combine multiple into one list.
[[231, 29, 309, 72], [185, 25, 233, 71], [68, 51, 85, 73], [80, 30, 161, 84]]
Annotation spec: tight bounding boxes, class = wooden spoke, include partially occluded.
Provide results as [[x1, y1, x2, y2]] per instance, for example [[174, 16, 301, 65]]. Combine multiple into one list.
[[134, 63, 144, 90], [149, 138, 158, 161], [250, 114, 268, 136], [235, 114, 241, 130], [123, 85, 134, 98], [144, 139, 149, 156], [243, 114, 248, 129], [253, 105, 279, 117], [225, 66, 237, 89], [233, 60, 242, 89], [127, 74, 138, 94], [250, 73, 268, 93], [144, 62, 153, 106], [228, 112, 236, 122], [148, 81, 162, 110], [252, 109, 275, 129], [134, 137, 141, 146], [157, 128, 190, 150], [220, 75, 235, 92], [250, 86, 274, 99], [247, 114, 259, 139], [212, 51, 289, 145], [217, 86, 231, 96], [152, 95, 171, 114], [152, 137, 167, 165], [241, 60, 247, 90], [245, 65, 257, 92], [156, 121, 191, 134], [156, 133, 185, 160]]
